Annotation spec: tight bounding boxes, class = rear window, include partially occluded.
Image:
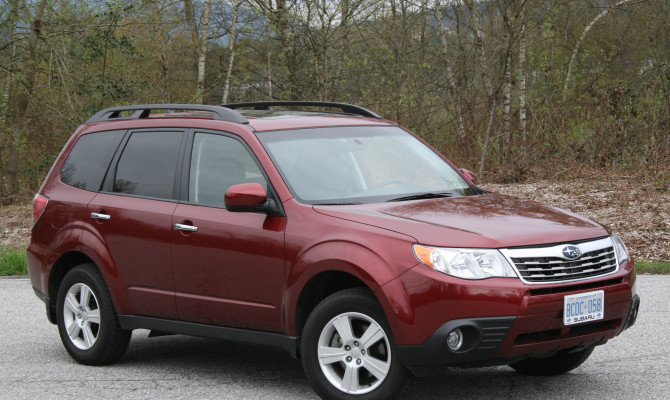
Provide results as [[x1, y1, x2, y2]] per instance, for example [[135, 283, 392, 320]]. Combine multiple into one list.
[[60, 130, 125, 191]]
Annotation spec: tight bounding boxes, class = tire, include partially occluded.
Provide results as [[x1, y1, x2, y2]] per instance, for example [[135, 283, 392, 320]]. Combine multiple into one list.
[[301, 288, 408, 400], [509, 346, 595, 376], [56, 264, 131, 365]]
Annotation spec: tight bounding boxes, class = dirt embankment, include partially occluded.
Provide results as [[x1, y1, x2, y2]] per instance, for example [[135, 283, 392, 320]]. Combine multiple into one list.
[[484, 177, 669, 262], [2, 177, 668, 262], [1, 203, 31, 249]]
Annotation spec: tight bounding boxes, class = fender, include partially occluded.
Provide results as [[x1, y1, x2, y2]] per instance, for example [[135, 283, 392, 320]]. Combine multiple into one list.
[[76, 221, 133, 314], [29, 224, 82, 296], [283, 237, 412, 338]]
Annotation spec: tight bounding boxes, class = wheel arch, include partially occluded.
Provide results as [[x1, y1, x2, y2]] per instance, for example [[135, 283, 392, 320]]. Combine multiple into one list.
[[76, 227, 131, 315], [47, 226, 133, 321], [46, 251, 95, 324], [286, 240, 406, 341], [295, 271, 371, 339]]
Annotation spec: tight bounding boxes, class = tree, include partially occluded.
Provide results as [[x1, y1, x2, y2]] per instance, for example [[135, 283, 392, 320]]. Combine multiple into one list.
[[435, 0, 466, 142], [562, 0, 640, 101], [196, 0, 212, 104], [3, 0, 48, 200], [222, 0, 241, 104]]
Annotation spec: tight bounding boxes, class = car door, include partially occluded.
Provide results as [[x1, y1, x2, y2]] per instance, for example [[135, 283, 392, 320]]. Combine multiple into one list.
[[172, 131, 286, 332], [88, 129, 186, 319]]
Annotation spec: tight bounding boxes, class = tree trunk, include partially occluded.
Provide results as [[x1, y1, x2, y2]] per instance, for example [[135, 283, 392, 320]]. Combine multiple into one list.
[[479, 98, 497, 174], [195, 0, 212, 104], [3, 0, 48, 200], [253, 0, 296, 99], [435, 0, 466, 142], [502, 18, 513, 146], [1, 0, 19, 123], [183, 0, 201, 52], [519, 21, 527, 139], [464, 0, 493, 101], [266, 21, 273, 99], [562, 0, 635, 101], [221, 0, 240, 104]]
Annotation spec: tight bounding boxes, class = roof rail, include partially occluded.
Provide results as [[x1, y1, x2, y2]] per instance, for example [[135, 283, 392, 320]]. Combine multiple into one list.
[[222, 101, 382, 119], [86, 104, 249, 124]]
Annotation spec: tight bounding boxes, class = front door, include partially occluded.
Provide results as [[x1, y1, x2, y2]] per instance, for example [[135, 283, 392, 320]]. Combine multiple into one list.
[[172, 131, 286, 331]]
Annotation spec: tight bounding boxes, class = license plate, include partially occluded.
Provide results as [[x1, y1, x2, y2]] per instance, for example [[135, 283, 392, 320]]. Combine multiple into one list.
[[564, 290, 604, 326]]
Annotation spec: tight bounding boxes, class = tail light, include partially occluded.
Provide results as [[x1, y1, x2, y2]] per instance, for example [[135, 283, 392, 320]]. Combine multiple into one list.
[[32, 193, 49, 227]]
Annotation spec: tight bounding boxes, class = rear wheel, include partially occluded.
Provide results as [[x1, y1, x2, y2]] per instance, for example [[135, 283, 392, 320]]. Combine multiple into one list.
[[56, 264, 131, 365], [509, 346, 595, 376], [301, 289, 408, 400]]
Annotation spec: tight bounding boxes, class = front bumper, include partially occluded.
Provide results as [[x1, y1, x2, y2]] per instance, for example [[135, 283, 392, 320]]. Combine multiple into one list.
[[378, 262, 638, 374], [397, 294, 640, 375]]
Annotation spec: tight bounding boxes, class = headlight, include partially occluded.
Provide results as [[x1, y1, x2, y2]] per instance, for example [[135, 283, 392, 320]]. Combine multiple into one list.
[[413, 244, 517, 279], [612, 232, 630, 263]]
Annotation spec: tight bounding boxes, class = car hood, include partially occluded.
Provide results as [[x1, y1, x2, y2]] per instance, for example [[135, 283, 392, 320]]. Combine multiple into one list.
[[313, 193, 609, 248]]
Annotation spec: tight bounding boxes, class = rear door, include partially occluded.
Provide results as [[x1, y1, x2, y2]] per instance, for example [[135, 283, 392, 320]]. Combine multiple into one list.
[[88, 129, 186, 319], [171, 131, 286, 332]]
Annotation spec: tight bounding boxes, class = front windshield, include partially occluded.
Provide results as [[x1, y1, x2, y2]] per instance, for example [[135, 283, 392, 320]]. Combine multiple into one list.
[[258, 126, 475, 204]]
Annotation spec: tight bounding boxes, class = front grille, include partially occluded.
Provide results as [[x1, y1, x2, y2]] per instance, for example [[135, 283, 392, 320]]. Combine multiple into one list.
[[503, 237, 619, 284], [512, 246, 616, 283]]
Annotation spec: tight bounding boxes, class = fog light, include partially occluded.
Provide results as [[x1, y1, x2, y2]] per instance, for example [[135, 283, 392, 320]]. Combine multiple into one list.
[[447, 328, 464, 351]]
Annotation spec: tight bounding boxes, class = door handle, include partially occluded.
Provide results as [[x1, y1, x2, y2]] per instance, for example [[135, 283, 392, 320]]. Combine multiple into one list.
[[90, 212, 111, 220], [174, 223, 198, 232]]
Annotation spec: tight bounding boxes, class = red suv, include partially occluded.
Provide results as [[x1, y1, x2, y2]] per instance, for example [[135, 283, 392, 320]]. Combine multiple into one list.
[[29, 102, 639, 400]]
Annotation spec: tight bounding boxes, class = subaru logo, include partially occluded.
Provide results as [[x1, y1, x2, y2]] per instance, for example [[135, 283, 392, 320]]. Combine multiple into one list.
[[561, 245, 582, 260]]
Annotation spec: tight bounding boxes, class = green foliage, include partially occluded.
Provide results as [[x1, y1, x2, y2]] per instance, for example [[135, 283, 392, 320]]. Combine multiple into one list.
[[1, 0, 669, 193], [0, 247, 27, 276], [636, 262, 670, 275]]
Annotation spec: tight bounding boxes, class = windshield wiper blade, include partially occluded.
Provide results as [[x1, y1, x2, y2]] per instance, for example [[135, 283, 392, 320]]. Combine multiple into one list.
[[386, 192, 454, 202], [313, 201, 362, 205]]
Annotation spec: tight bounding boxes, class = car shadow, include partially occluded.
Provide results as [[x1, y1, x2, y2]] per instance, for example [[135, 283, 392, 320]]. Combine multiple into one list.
[[104, 330, 604, 399]]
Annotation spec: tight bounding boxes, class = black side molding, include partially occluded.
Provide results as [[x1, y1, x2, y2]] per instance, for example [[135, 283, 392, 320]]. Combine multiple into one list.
[[223, 101, 383, 119], [118, 315, 299, 359], [33, 287, 57, 324]]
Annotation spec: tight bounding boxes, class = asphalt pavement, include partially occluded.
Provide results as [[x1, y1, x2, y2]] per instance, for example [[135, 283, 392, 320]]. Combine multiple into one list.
[[1, 275, 668, 400]]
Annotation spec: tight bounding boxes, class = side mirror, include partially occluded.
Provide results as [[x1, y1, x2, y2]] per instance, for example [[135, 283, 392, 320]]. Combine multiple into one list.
[[225, 182, 267, 208], [460, 168, 477, 185], [225, 183, 284, 216]]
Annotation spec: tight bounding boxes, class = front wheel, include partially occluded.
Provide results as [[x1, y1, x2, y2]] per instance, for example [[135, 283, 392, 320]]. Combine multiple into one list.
[[301, 289, 408, 400], [56, 264, 131, 365], [509, 346, 595, 376]]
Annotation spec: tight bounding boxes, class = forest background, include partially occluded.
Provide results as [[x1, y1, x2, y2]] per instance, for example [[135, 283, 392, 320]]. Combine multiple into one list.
[[1, 0, 669, 202]]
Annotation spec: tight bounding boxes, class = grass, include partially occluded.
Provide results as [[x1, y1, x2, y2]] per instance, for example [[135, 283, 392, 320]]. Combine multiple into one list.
[[0, 245, 668, 276], [0, 247, 28, 276], [636, 261, 670, 275]]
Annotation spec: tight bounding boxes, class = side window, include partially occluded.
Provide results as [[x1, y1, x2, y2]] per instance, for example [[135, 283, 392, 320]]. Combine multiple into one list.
[[61, 130, 125, 191], [189, 132, 267, 207], [113, 131, 183, 199]]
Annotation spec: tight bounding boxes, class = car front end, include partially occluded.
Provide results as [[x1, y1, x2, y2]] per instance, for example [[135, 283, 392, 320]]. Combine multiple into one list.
[[378, 233, 638, 375]]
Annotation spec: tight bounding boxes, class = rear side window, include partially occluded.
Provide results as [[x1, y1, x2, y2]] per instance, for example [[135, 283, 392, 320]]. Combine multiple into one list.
[[113, 130, 183, 199], [60, 130, 125, 191]]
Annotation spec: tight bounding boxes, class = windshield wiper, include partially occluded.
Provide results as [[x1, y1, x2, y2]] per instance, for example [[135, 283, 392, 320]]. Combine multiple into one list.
[[313, 201, 362, 205], [386, 192, 455, 202]]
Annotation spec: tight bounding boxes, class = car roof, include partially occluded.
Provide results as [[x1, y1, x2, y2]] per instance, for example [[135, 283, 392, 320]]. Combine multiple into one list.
[[243, 112, 396, 132], [83, 103, 396, 133]]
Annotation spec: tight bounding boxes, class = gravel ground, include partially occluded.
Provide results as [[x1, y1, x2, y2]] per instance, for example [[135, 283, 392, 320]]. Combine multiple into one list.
[[2, 177, 668, 262]]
